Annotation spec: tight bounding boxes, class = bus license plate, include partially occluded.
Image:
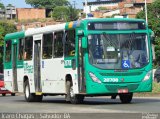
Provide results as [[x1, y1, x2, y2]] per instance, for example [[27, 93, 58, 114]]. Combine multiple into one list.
[[118, 89, 128, 93]]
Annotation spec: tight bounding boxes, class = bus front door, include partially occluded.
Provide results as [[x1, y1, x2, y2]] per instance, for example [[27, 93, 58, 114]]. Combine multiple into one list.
[[12, 44, 18, 92], [78, 37, 86, 93], [34, 40, 42, 93]]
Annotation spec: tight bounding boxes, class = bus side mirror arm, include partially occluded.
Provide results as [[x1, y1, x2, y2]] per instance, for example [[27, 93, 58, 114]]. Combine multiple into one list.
[[82, 37, 87, 49]]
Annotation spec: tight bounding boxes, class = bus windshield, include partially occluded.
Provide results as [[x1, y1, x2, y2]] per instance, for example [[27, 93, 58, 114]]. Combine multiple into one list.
[[88, 33, 149, 69]]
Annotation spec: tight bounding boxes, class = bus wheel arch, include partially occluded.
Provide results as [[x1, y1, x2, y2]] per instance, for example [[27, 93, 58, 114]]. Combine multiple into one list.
[[65, 74, 84, 104]]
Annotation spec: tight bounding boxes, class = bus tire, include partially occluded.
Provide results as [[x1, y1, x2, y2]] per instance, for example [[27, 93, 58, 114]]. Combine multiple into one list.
[[2, 93, 6, 96], [66, 80, 84, 104], [119, 93, 133, 104], [11, 93, 15, 96], [24, 81, 36, 102], [35, 95, 43, 102]]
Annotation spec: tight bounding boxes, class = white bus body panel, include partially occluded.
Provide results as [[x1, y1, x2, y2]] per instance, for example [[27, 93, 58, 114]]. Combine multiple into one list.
[[24, 61, 35, 93], [23, 23, 79, 94], [17, 68, 24, 92], [4, 69, 13, 91], [41, 58, 66, 93]]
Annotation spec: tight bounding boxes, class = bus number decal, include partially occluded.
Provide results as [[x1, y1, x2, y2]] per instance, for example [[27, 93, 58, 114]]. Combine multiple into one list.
[[64, 60, 72, 67], [104, 78, 118, 82], [24, 63, 33, 73]]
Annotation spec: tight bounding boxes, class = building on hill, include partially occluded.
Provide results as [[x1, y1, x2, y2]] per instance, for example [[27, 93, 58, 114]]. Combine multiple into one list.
[[83, 0, 153, 18], [16, 8, 46, 21], [5, 5, 16, 19], [83, 0, 122, 17], [119, 0, 153, 18], [0, 8, 5, 19]]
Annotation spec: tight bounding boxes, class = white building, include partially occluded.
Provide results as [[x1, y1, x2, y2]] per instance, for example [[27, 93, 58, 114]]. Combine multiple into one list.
[[83, 0, 122, 16], [5, 5, 16, 19]]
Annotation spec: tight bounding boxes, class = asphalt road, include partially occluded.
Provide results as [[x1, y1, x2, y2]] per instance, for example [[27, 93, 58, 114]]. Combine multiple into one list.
[[0, 94, 160, 119]]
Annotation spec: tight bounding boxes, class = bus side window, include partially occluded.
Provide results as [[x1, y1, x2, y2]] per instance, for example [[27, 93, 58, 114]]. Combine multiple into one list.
[[5, 40, 12, 62], [24, 36, 33, 60], [18, 38, 24, 60], [65, 30, 75, 56], [53, 31, 63, 58], [42, 33, 53, 59]]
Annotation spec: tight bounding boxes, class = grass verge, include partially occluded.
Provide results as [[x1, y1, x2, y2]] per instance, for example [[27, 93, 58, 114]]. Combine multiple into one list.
[[134, 82, 160, 97]]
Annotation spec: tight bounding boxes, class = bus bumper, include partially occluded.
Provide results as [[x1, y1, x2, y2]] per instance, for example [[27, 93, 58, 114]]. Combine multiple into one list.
[[86, 79, 152, 94]]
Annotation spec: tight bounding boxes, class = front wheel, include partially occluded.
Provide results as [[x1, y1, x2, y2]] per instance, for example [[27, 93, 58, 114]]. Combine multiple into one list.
[[66, 80, 84, 104], [35, 95, 43, 102], [2, 93, 6, 96], [24, 81, 36, 102], [119, 93, 133, 104]]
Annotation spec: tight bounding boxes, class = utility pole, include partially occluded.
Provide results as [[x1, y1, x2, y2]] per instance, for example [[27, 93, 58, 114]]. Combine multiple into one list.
[[73, 1, 76, 9], [85, 0, 88, 18], [145, 0, 148, 25]]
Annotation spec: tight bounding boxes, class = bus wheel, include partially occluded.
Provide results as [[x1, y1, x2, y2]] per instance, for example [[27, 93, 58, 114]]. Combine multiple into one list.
[[119, 93, 133, 104], [2, 94, 6, 96], [66, 81, 84, 104], [24, 81, 36, 102], [35, 95, 43, 102], [11, 93, 15, 96]]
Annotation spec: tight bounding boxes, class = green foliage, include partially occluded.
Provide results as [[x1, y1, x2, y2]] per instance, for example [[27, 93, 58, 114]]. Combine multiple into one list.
[[52, 6, 69, 21], [52, 5, 79, 22], [152, 82, 160, 93], [136, 0, 160, 63], [0, 21, 17, 46], [0, 26, 4, 47], [0, 21, 17, 72], [7, 4, 14, 7], [25, 0, 69, 9], [0, 2, 5, 9]]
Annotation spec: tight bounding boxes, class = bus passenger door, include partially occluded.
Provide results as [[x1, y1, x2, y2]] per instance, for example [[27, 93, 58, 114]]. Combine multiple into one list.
[[78, 37, 86, 93], [34, 40, 42, 93], [12, 43, 18, 92]]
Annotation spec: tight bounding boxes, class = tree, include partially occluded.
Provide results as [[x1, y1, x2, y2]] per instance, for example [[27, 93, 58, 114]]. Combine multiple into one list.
[[25, 0, 69, 9], [52, 6, 69, 21], [67, 5, 79, 21], [52, 5, 79, 22], [136, 0, 160, 64], [0, 2, 5, 9], [0, 21, 17, 72]]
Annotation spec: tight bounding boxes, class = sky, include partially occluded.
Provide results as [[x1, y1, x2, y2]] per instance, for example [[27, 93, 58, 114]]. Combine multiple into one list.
[[1, 0, 31, 8], [0, 0, 94, 9]]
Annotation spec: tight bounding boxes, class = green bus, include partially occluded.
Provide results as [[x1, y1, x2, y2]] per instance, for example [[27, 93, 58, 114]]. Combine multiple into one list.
[[3, 18, 153, 104]]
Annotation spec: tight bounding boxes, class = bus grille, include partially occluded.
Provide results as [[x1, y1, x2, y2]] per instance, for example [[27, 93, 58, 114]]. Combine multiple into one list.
[[100, 72, 143, 76], [105, 84, 139, 92]]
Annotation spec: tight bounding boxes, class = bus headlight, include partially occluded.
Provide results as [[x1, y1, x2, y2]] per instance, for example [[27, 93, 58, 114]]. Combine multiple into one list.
[[143, 70, 152, 81], [89, 72, 101, 84]]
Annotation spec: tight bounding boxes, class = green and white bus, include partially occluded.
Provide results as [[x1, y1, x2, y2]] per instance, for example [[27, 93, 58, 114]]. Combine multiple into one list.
[[4, 18, 153, 104]]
